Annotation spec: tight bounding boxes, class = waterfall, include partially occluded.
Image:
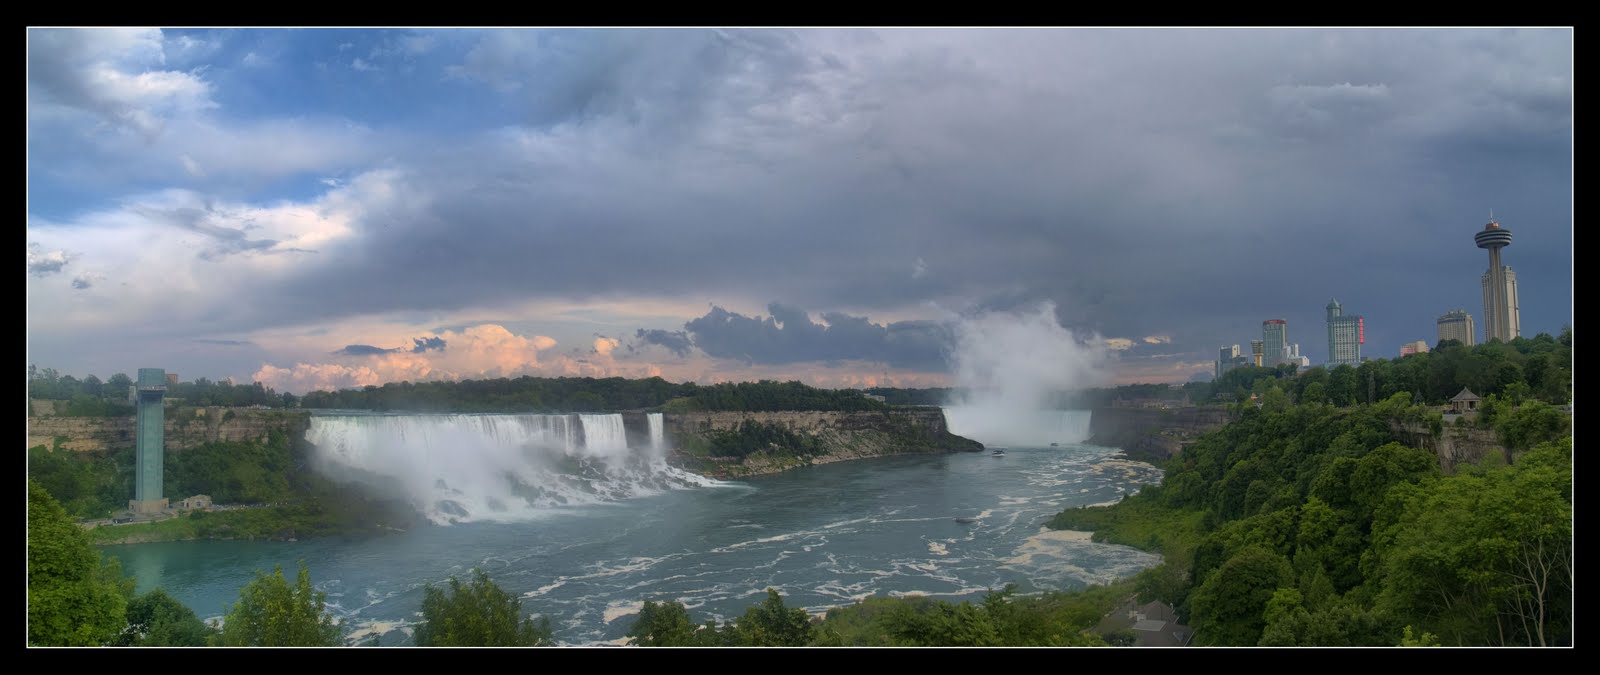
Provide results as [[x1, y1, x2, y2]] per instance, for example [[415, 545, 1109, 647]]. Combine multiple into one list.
[[940, 407, 1093, 447], [577, 414, 629, 457], [305, 413, 717, 525], [647, 413, 665, 456]]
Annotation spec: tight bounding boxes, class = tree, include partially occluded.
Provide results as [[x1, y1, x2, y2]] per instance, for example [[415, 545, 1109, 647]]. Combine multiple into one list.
[[1496, 401, 1570, 455], [1187, 545, 1294, 645], [414, 569, 552, 646], [117, 588, 214, 646], [627, 600, 699, 646], [28, 479, 129, 646], [732, 588, 815, 646], [107, 373, 133, 396], [213, 562, 342, 646]]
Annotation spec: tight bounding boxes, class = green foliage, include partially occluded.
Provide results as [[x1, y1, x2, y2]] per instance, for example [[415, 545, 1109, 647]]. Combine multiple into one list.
[[297, 375, 885, 413], [1370, 437, 1571, 646], [1399, 625, 1441, 647], [414, 569, 552, 646], [731, 588, 816, 646], [1495, 400, 1571, 455], [626, 600, 702, 646], [708, 420, 822, 458], [214, 562, 342, 646], [64, 393, 134, 417], [28, 366, 291, 409], [116, 588, 215, 646], [166, 434, 295, 504], [1188, 545, 1293, 645], [28, 445, 135, 519], [1042, 386, 1573, 647], [27, 479, 129, 646]]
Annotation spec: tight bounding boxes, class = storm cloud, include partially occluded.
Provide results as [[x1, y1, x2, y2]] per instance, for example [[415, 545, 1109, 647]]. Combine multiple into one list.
[[680, 303, 953, 370], [633, 329, 693, 357], [25, 28, 1572, 386]]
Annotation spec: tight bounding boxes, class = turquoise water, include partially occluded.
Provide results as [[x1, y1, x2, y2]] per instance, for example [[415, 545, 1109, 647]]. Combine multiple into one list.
[[106, 443, 1161, 645]]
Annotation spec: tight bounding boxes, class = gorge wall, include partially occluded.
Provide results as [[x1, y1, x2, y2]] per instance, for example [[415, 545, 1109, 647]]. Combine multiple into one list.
[[27, 407, 311, 453], [1085, 405, 1232, 464]]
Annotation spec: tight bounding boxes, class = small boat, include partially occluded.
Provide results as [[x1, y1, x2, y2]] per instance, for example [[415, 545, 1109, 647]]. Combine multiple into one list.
[[954, 517, 978, 524], [1049, 442, 1059, 447], [991, 448, 1006, 456]]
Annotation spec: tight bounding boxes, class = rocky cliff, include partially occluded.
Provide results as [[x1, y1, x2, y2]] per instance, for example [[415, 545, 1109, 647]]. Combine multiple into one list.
[[1390, 420, 1506, 474], [27, 407, 311, 452], [1085, 406, 1232, 464], [661, 408, 984, 479]]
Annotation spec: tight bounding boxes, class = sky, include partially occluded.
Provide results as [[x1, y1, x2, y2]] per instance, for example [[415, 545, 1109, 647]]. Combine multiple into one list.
[[26, 28, 1573, 394]]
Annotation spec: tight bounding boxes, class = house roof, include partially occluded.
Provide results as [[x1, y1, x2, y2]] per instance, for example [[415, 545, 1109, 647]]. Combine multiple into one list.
[[1452, 388, 1482, 402]]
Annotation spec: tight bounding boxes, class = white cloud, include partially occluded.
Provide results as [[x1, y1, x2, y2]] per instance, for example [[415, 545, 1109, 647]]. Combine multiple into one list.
[[352, 58, 376, 72], [1104, 338, 1136, 351], [28, 28, 216, 138], [26, 244, 71, 275], [1141, 335, 1173, 344]]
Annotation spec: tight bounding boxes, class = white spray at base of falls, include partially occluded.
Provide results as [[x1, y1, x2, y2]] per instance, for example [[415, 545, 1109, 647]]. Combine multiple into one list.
[[939, 302, 1109, 447], [305, 413, 718, 525]]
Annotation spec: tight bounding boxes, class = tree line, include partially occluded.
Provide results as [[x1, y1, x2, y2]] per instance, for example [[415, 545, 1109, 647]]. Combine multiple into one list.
[[28, 366, 297, 413], [298, 376, 888, 413]]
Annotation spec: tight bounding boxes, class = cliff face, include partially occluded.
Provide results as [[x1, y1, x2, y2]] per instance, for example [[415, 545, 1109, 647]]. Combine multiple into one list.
[[1086, 406, 1232, 464], [1390, 421, 1505, 474], [662, 408, 984, 479], [27, 408, 311, 453]]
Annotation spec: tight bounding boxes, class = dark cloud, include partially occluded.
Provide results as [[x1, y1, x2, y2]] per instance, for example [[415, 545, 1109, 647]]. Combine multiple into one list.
[[26, 29, 1573, 382], [126, 202, 291, 261], [681, 303, 952, 370], [633, 328, 693, 357], [70, 276, 93, 289], [411, 336, 447, 353], [259, 29, 1567, 368], [334, 336, 446, 356], [333, 344, 393, 356]]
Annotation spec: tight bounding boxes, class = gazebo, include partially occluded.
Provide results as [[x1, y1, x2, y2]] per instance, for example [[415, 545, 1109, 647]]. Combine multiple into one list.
[[1450, 388, 1482, 414]]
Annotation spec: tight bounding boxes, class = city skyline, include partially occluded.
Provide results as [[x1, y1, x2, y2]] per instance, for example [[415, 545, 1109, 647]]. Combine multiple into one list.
[[27, 28, 1572, 392]]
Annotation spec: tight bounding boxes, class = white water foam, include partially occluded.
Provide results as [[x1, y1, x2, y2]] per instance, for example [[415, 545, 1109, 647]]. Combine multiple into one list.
[[306, 413, 718, 525]]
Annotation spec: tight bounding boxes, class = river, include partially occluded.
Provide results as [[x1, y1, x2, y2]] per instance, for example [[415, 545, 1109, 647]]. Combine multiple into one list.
[[106, 414, 1161, 646]]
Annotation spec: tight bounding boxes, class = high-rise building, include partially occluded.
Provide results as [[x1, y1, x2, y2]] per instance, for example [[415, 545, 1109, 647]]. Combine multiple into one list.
[[1476, 218, 1520, 342], [1437, 309, 1476, 347], [1399, 340, 1430, 357], [1216, 344, 1249, 379], [1262, 320, 1288, 366], [1326, 298, 1364, 367], [1250, 339, 1265, 367]]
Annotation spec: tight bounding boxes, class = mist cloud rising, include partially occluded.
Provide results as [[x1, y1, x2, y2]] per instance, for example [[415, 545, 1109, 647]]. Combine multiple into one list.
[[941, 302, 1111, 446]]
